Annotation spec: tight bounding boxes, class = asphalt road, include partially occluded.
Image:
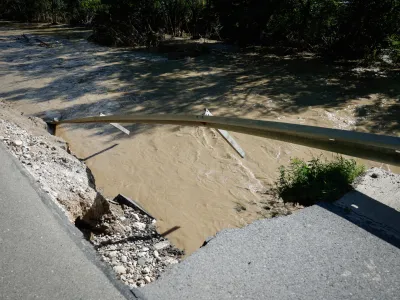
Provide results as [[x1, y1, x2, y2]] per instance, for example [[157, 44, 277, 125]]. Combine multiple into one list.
[[0, 143, 131, 300], [138, 169, 400, 300]]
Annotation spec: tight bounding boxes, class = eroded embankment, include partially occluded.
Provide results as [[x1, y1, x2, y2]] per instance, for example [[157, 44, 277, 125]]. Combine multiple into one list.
[[0, 101, 183, 289]]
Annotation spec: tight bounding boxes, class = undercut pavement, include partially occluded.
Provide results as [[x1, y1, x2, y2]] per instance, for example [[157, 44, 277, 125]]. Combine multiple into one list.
[[137, 168, 400, 300]]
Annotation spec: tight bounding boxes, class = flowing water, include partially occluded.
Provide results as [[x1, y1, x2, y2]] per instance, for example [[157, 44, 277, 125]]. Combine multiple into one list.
[[1, 22, 398, 254]]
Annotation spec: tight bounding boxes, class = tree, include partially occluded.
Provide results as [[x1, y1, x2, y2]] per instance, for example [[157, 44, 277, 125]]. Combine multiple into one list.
[[0, 0, 398, 60]]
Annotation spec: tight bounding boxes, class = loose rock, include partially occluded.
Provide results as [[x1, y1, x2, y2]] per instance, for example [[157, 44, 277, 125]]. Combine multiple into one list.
[[138, 257, 147, 266], [133, 222, 146, 231], [154, 241, 170, 250], [108, 251, 118, 258], [113, 265, 126, 274], [164, 257, 179, 265], [137, 252, 147, 258], [13, 140, 23, 146]]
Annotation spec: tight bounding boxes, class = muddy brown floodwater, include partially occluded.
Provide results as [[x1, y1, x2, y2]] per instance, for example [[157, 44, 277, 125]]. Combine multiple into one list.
[[0, 23, 399, 254]]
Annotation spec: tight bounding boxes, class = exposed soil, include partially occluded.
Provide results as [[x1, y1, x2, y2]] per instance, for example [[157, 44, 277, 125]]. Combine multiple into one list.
[[0, 100, 183, 289], [0, 22, 398, 255], [0, 100, 98, 222]]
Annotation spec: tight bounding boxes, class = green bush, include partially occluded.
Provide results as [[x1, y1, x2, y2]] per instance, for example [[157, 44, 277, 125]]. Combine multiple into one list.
[[276, 156, 365, 206], [387, 34, 400, 64]]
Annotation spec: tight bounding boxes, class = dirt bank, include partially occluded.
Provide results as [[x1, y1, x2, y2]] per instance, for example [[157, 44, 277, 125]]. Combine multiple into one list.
[[0, 100, 183, 289], [0, 23, 398, 254]]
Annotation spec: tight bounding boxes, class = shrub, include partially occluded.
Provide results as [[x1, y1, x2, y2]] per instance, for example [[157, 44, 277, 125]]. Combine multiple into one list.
[[276, 156, 365, 206], [387, 34, 400, 64]]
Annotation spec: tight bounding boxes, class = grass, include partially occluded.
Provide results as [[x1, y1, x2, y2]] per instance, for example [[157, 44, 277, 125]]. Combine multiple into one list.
[[276, 156, 365, 206]]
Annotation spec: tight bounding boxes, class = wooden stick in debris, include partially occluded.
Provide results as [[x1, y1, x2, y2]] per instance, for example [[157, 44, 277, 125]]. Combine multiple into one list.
[[114, 194, 155, 219], [204, 108, 245, 158]]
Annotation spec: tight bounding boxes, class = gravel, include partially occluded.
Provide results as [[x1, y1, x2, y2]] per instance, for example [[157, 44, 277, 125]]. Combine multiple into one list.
[[0, 113, 100, 222], [91, 203, 184, 288], [154, 241, 170, 250], [0, 102, 183, 289]]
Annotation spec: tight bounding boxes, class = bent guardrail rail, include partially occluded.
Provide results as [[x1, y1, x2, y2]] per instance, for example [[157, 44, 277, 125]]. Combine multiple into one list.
[[52, 114, 400, 166]]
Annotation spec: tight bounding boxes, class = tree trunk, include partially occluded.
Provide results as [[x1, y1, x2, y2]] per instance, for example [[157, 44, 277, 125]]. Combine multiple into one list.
[[52, 0, 57, 24]]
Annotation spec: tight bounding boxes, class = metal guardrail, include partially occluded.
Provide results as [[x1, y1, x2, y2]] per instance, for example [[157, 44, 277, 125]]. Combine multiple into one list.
[[53, 114, 400, 166]]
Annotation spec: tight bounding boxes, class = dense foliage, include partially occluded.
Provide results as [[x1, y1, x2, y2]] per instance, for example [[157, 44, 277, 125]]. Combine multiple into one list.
[[1, 0, 399, 59], [276, 156, 365, 206], [0, 0, 102, 24]]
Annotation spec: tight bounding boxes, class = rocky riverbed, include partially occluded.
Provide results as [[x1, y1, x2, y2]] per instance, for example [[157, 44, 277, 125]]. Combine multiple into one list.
[[0, 101, 183, 289]]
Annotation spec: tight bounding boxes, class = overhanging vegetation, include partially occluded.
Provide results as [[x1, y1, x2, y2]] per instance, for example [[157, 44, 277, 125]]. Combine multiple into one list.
[[0, 0, 399, 61]]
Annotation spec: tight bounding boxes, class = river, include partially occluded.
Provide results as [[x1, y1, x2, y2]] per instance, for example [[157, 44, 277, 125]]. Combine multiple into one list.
[[0, 22, 398, 254]]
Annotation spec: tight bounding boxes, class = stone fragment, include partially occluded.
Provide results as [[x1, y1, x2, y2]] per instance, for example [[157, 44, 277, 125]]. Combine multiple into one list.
[[113, 265, 126, 274], [138, 258, 147, 266], [144, 276, 151, 284], [108, 251, 118, 258], [154, 241, 170, 250], [133, 222, 146, 231], [13, 140, 23, 146]]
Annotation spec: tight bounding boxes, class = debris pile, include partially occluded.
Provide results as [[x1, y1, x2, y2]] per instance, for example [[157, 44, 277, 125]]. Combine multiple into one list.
[[92, 204, 184, 288]]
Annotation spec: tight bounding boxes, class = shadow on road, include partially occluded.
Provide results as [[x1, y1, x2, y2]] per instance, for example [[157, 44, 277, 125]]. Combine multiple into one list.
[[320, 191, 400, 249]]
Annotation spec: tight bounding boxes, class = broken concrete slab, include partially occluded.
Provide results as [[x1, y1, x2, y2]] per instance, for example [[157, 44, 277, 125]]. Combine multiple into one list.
[[137, 169, 400, 300]]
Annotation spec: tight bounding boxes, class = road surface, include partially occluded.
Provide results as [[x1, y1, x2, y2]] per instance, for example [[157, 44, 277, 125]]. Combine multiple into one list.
[[0, 143, 132, 300]]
